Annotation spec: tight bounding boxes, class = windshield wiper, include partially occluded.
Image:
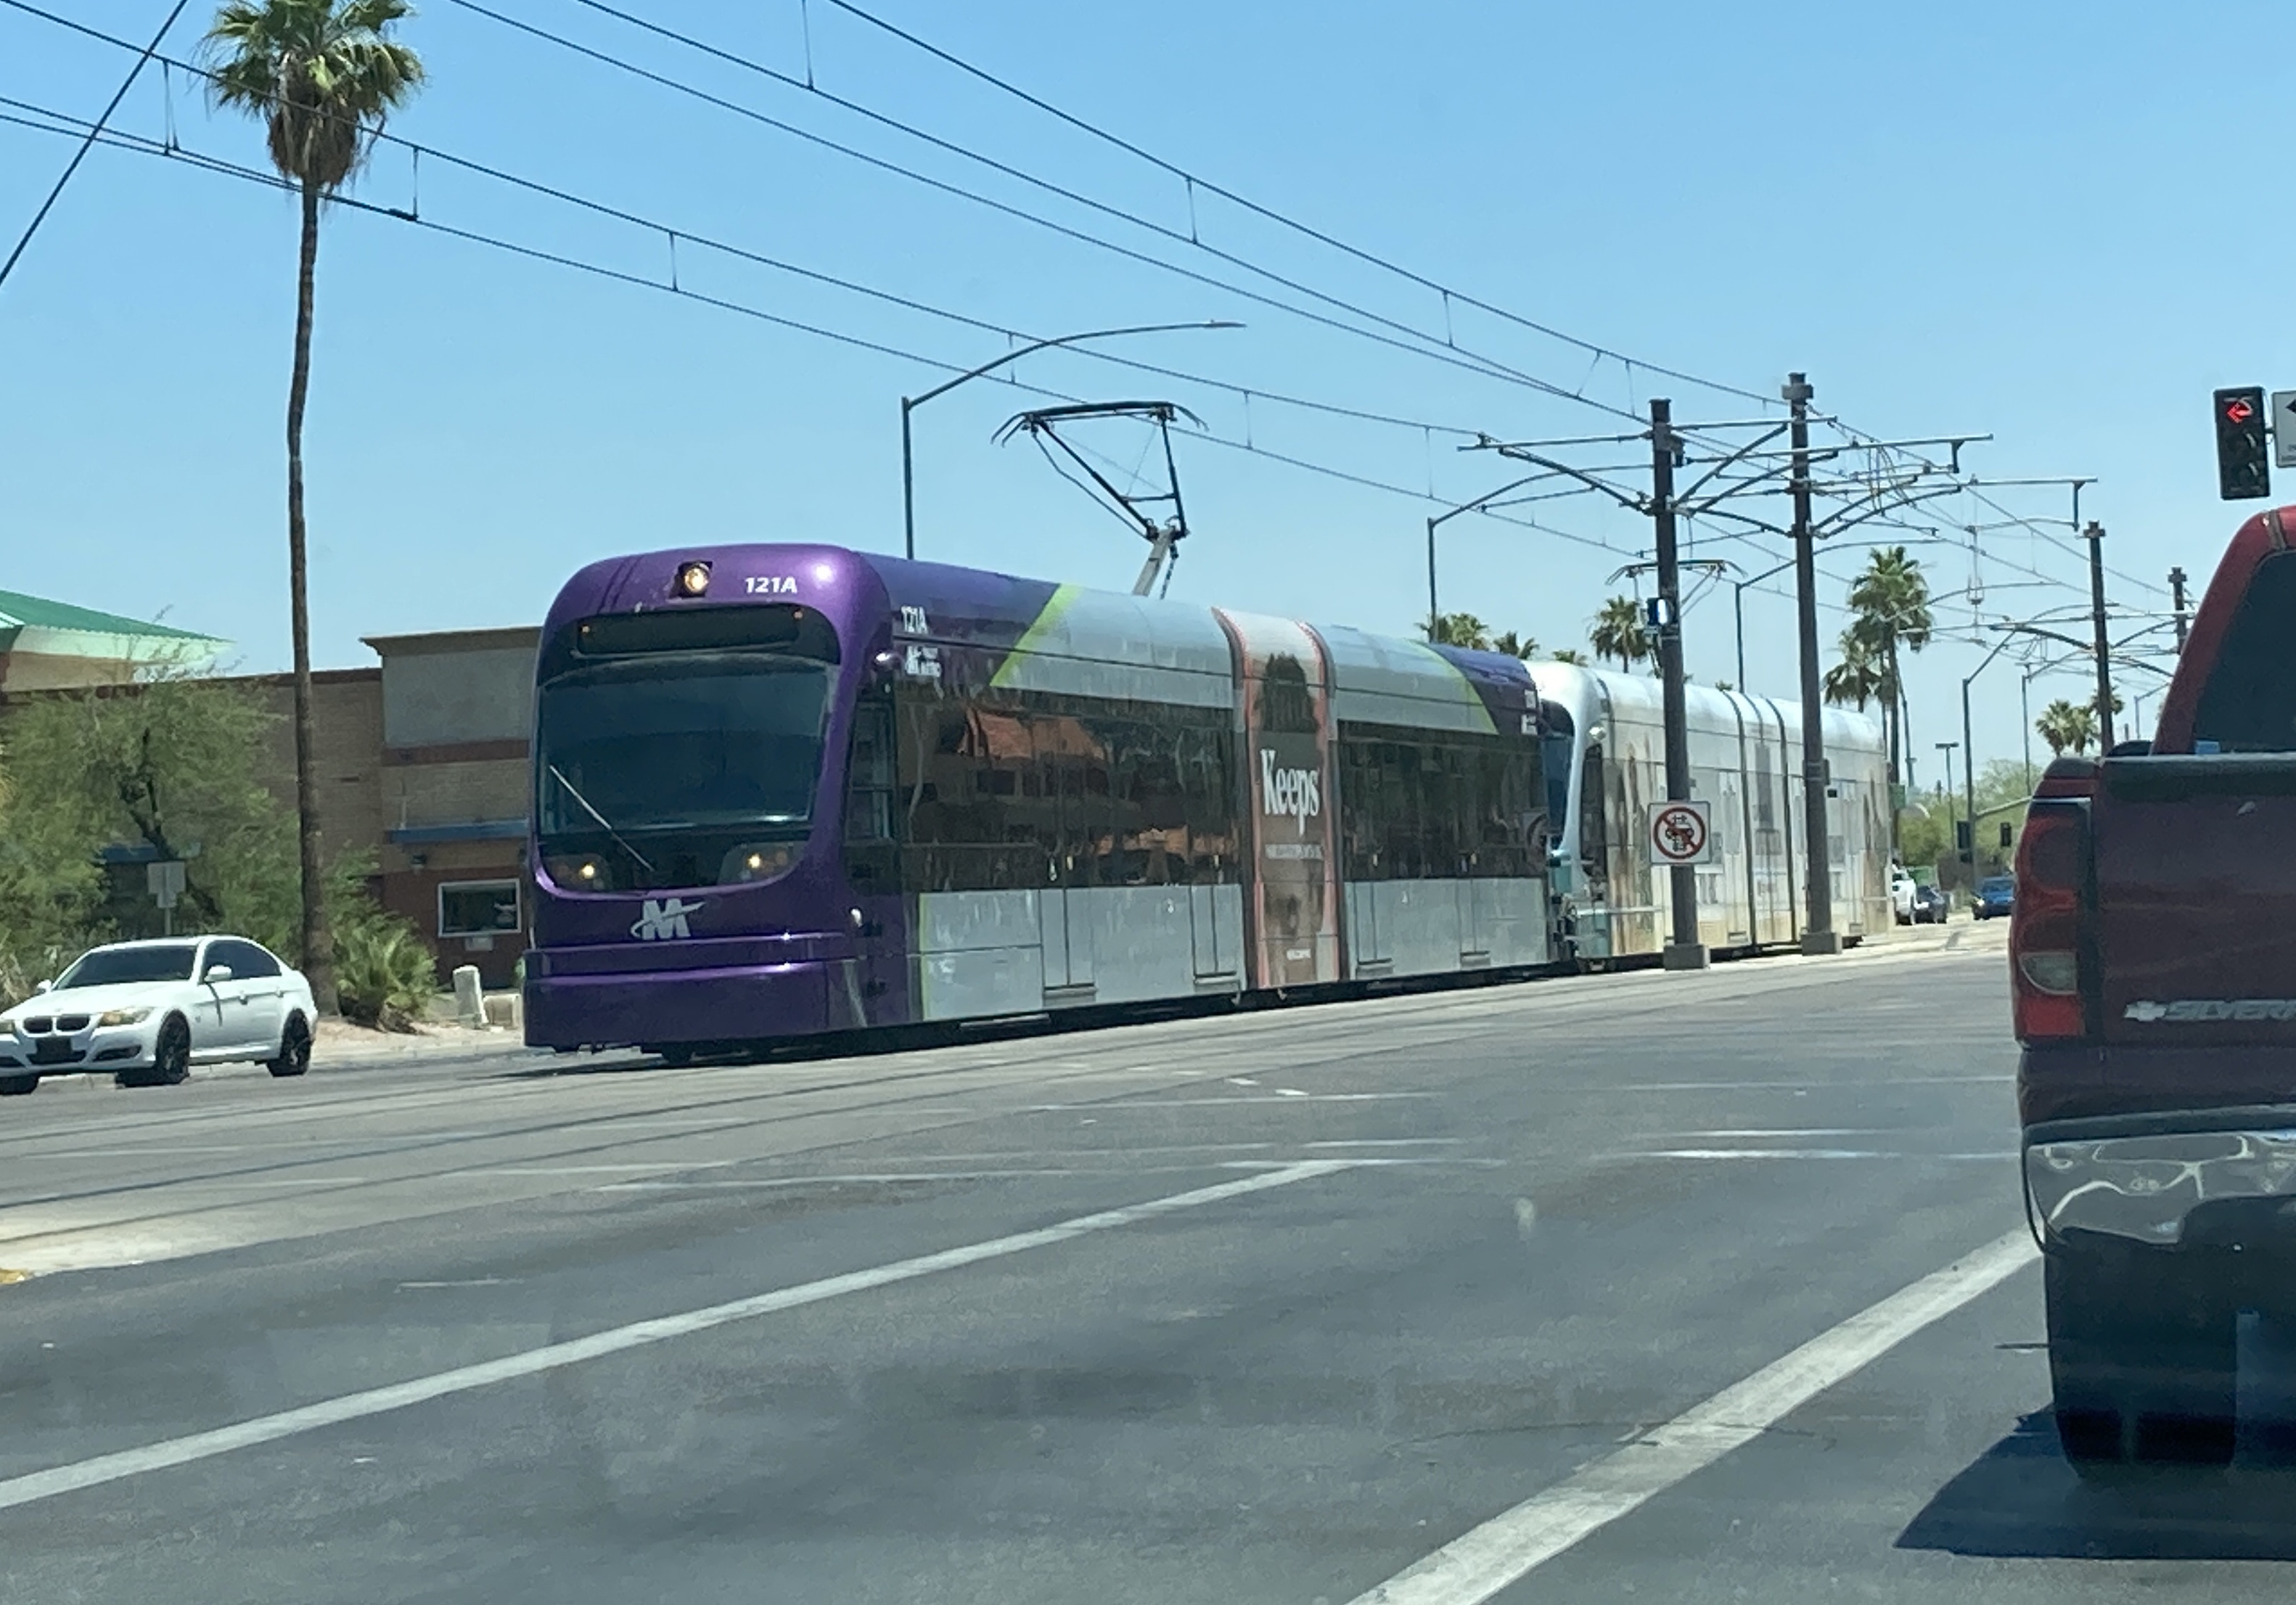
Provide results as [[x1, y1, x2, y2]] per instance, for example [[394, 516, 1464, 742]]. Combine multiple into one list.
[[546, 764, 655, 876]]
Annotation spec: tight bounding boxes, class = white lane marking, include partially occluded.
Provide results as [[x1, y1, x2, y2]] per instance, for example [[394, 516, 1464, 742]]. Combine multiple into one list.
[[467, 1163, 739, 1176], [1026, 1093, 1432, 1109], [1597, 1076, 2011, 1091], [0, 1160, 1352, 1515], [1345, 1229, 2036, 1605], [1621, 1149, 2014, 1162], [1304, 1139, 1462, 1149], [397, 1279, 512, 1289], [1645, 1129, 1891, 1139], [594, 1169, 1099, 1189], [1227, 1077, 1260, 1087], [1275, 1088, 1311, 1098]]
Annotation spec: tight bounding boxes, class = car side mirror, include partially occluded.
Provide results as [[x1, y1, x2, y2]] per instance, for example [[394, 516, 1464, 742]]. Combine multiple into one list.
[[33, 980, 51, 995], [202, 964, 234, 984]]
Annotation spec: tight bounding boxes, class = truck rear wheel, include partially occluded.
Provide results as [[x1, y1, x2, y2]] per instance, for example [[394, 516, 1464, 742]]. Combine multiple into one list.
[[2046, 1237, 2236, 1477]]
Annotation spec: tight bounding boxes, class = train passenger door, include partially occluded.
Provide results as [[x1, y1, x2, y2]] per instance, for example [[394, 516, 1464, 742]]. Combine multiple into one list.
[[839, 689, 903, 1027], [1575, 743, 1612, 958], [1038, 714, 1099, 1002]]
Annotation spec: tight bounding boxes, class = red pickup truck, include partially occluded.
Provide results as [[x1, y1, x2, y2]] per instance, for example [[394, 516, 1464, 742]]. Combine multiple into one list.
[[2016, 504, 2296, 1477]]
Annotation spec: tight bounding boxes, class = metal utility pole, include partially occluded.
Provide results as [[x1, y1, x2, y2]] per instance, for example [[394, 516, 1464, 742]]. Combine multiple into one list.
[[1649, 398, 1707, 970], [1936, 741, 1961, 882], [2169, 565, 2190, 652], [1787, 374, 1839, 955], [2085, 521, 2115, 752]]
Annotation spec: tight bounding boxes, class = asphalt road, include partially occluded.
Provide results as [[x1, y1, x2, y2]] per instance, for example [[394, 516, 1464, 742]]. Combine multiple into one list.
[[5, 922, 2289, 1604]]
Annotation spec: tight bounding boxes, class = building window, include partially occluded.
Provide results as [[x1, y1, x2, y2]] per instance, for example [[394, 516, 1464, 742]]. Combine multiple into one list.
[[439, 879, 522, 937]]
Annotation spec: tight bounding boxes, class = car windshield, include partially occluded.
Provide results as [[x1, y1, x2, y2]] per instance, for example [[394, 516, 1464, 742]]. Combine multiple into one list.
[[54, 944, 200, 988], [1980, 878, 2014, 895]]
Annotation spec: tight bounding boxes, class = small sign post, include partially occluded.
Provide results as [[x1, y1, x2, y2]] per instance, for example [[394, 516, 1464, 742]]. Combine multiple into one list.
[[147, 859, 186, 937], [1647, 800, 1713, 868]]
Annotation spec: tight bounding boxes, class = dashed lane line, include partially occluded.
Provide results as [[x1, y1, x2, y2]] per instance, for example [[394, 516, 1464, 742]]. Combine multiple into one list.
[[1344, 1229, 2037, 1605], [0, 1159, 1352, 1515]]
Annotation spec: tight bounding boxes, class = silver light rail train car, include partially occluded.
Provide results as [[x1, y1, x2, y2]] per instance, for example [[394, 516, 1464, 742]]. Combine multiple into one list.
[[1530, 662, 1892, 964]]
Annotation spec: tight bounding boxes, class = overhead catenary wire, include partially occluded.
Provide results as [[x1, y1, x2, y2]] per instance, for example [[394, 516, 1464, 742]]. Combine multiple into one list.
[[806, 0, 1779, 409], [0, 97, 1643, 566], [0, 15, 2123, 637], [435, 0, 1625, 419], [0, 0, 1541, 441]]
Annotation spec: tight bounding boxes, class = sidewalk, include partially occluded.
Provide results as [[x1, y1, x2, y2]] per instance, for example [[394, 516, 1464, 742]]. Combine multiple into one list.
[[313, 1016, 535, 1067]]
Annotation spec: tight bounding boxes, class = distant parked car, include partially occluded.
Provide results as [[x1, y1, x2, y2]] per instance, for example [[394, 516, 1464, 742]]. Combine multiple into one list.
[[1912, 884, 1950, 924], [0, 936, 315, 1096], [1973, 875, 2016, 919], [1891, 864, 1919, 925]]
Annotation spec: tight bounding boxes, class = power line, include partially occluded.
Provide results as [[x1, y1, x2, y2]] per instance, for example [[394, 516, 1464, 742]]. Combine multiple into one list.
[[0, 1, 1546, 443], [436, 0, 1615, 416], [808, 0, 1779, 409], [0, 97, 1642, 567], [0, 0, 186, 291]]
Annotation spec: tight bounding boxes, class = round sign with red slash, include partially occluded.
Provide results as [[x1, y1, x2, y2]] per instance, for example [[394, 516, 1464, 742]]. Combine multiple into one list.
[[1648, 800, 1713, 866]]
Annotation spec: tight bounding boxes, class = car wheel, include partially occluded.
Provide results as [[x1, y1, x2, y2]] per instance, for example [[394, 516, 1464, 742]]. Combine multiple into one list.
[[122, 1015, 192, 1089], [2047, 1236, 2236, 1479], [267, 1012, 313, 1078], [0, 1073, 37, 1097]]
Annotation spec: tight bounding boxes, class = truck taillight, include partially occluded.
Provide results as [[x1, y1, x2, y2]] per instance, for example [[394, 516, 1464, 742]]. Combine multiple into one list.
[[2010, 800, 2087, 1041]]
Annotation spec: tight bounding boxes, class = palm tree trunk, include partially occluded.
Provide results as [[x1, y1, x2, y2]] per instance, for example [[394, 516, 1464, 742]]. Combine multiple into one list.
[[288, 176, 335, 1012]]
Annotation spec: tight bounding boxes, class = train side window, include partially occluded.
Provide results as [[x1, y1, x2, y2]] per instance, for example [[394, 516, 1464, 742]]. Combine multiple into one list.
[[1578, 745, 1607, 877]]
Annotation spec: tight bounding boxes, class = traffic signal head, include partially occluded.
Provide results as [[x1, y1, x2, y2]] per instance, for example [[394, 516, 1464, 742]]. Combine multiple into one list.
[[2215, 386, 2270, 500], [1998, 821, 2014, 849], [1955, 819, 1973, 855]]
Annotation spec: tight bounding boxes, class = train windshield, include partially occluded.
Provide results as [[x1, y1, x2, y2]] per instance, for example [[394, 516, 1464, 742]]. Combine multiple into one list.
[[535, 654, 832, 890]]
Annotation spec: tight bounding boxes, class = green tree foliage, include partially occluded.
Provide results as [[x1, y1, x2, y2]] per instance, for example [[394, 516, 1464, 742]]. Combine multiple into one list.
[[1424, 615, 1538, 657], [1548, 649, 1589, 665], [328, 850, 438, 1030], [1589, 596, 1650, 673], [1830, 547, 1931, 789], [0, 677, 438, 1018], [2035, 695, 2119, 756], [1425, 612, 1491, 649], [205, 0, 427, 1011], [0, 678, 295, 992]]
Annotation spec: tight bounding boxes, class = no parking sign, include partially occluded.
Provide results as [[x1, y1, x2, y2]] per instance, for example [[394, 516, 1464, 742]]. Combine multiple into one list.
[[1647, 800, 1713, 866]]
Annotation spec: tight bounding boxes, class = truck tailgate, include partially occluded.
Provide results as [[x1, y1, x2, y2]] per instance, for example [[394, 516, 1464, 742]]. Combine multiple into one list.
[[2096, 754, 2296, 1044]]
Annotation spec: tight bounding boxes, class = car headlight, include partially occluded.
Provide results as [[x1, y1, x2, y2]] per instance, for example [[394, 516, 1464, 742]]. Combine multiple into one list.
[[97, 1006, 153, 1027]]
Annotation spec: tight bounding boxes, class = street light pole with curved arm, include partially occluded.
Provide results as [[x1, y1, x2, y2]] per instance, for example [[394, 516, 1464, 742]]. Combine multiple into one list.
[[1423, 473, 1554, 639], [900, 320, 1242, 560]]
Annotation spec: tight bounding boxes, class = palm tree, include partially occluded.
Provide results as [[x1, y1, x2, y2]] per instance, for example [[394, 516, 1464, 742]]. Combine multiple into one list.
[[2036, 699, 2094, 756], [1548, 649, 1588, 666], [1589, 596, 1649, 673], [1842, 547, 1932, 790], [1425, 612, 1493, 649], [1821, 625, 1885, 711], [1491, 630, 1537, 659], [205, 0, 424, 1011]]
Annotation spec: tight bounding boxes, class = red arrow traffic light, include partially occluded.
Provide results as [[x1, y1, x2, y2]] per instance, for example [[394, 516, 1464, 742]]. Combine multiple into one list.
[[2227, 397, 2257, 424]]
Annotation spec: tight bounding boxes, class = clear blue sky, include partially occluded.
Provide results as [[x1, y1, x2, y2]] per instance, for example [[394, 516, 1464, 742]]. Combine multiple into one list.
[[1, 0, 2282, 782]]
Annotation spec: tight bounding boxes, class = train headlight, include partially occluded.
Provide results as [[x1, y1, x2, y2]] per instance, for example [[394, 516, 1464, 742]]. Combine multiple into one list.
[[673, 560, 713, 598], [544, 853, 610, 890], [720, 844, 795, 884]]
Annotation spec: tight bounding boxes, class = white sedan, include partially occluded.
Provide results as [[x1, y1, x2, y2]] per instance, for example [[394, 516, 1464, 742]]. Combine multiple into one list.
[[0, 936, 316, 1096]]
